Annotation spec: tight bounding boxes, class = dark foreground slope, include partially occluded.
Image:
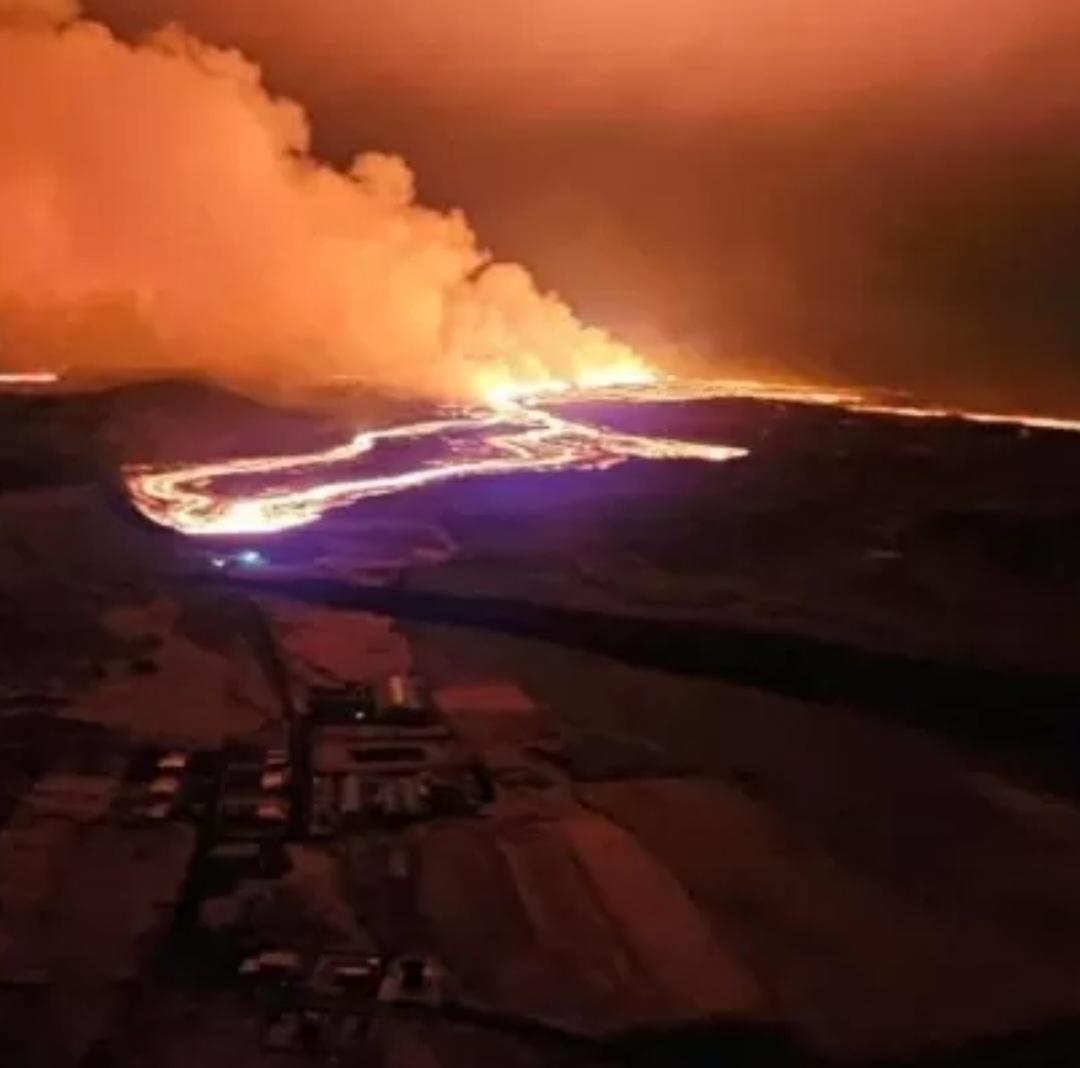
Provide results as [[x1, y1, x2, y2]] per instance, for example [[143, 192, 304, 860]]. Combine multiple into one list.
[[3, 386, 1080, 1063]]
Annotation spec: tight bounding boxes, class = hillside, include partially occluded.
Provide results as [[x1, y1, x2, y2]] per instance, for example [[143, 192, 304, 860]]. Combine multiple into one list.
[[0, 378, 345, 487]]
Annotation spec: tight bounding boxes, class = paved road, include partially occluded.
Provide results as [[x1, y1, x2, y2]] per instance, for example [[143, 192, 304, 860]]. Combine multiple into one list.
[[233, 595, 311, 835]]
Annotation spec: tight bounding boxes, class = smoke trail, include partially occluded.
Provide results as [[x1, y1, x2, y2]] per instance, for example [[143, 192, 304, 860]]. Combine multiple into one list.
[[0, 0, 646, 397]]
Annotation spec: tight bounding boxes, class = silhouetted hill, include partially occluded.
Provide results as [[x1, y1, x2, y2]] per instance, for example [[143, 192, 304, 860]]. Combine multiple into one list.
[[0, 377, 345, 486]]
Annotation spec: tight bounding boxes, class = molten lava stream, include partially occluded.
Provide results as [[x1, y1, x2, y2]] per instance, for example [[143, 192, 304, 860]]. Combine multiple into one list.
[[124, 386, 748, 536], [124, 374, 1080, 538]]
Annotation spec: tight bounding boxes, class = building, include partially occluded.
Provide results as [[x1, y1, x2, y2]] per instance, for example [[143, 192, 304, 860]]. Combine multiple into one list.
[[307, 675, 439, 729], [311, 728, 463, 778], [308, 683, 377, 726]]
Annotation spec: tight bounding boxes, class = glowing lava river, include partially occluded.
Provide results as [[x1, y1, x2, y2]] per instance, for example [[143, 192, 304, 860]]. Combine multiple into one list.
[[124, 375, 1080, 537], [125, 379, 749, 536]]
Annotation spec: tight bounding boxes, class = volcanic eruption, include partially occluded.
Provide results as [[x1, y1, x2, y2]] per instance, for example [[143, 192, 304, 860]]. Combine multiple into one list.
[[7, 0, 1080, 538], [0, 0, 653, 400]]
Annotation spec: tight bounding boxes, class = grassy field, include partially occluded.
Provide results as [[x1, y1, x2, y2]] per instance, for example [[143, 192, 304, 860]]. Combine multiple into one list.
[[405, 619, 1080, 1059]]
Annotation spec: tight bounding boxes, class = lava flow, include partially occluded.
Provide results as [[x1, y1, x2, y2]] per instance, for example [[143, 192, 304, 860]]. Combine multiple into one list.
[[125, 376, 748, 536], [125, 372, 1080, 538]]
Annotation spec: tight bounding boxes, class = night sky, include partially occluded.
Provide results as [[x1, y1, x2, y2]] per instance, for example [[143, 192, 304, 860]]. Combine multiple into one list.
[[81, 1, 1080, 409]]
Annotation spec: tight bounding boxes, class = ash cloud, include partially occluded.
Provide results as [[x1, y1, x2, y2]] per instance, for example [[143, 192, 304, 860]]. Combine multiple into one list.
[[90, 0, 1080, 411], [0, 0, 643, 396]]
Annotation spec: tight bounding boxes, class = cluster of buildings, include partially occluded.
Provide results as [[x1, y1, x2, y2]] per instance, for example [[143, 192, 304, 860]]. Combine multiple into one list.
[[178, 672, 466, 1054], [217, 746, 293, 835], [0, 664, 484, 1061], [113, 746, 219, 822], [240, 947, 445, 1055], [106, 671, 485, 888], [307, 675, 487, 835]]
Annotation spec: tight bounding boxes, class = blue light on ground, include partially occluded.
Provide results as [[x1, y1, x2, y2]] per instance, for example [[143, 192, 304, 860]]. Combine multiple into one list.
[[207, 549, 268, 569]]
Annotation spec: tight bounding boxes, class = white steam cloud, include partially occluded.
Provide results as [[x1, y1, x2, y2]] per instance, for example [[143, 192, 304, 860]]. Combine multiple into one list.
[[0, 0, 645, 396]]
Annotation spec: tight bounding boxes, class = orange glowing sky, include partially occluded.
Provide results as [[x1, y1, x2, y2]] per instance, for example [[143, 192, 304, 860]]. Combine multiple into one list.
[[0, 0, 1064, 411], [85, 0, 1080, 412], [0, 0, 661, 399], [92, 0, 1079, 123]]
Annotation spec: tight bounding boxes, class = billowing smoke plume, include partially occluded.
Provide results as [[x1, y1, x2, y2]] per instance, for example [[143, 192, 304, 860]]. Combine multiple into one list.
[[0, 0, 645, 396], [89, 0, 1080, 413]]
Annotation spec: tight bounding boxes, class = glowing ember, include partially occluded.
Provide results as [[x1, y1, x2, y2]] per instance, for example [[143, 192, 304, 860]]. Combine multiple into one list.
[[123, 373, 1080, 538]]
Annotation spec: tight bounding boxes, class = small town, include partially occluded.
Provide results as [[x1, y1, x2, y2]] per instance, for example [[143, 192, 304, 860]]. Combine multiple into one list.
[[0, 563, 759, 1068], [2, 658, 479, 1058]]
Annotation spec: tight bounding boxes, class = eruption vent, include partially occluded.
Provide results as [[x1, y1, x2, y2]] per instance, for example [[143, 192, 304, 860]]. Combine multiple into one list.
[[0, 0, 649, 398]]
